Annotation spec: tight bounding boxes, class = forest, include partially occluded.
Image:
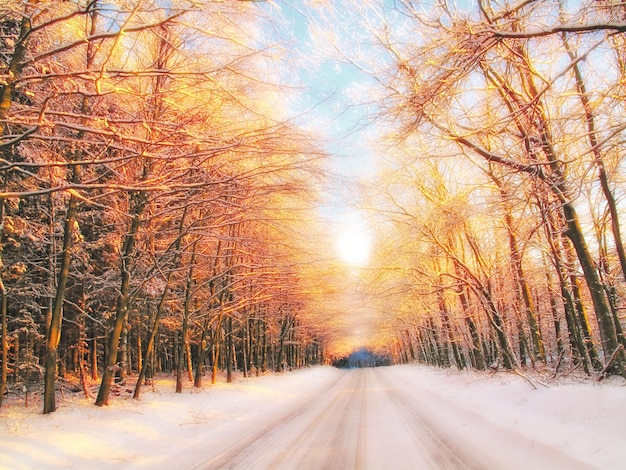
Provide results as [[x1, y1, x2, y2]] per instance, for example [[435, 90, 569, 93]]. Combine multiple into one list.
[[1, 0, 625, 415]]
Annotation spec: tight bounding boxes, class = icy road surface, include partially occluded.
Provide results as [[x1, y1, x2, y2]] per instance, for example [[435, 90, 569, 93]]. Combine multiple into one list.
[[185, 367, 594, 470]]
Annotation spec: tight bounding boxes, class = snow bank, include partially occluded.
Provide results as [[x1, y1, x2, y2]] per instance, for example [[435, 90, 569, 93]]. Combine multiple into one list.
[[388, 365, 626, 469], [0, 368, 343, 469]]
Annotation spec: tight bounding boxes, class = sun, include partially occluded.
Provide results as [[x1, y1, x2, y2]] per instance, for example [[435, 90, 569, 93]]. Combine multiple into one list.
[[334, 228, 372, 266]]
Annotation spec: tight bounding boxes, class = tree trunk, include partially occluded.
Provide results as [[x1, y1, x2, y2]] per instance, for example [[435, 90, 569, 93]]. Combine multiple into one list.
[[96, 198, 145, 406], [136, 327, 142, 378], [226, 316, 233, 383], [562, 32, 626, 285], [212, 314, 223, 385], [454, 263, 485, 370], [134, 206, 188, 398], [0, 9, 30, 135], [561, 211, 616, 371], [43, 192, 78, 414], [194, 321, 209, 388], [178, 243, 197, 393], [91, 329, 98, 381], [520, 43, 623, 374], [496, 179, 545, 363], [276, 316, 292, 372], [479, 38, 623, 374], [116, 320, 128, 384], [558, 229, 598, 373], [261, 316, 268, 373], [0, 273, 7, 409], [241, 320, 249, 378], [176, 311, 190, 393], [488, 302, 515, 369], [77, 314, 91, 399], [44, 3, 100, 412], [543, 265, 564, 359], [0, 5, 33, 410]]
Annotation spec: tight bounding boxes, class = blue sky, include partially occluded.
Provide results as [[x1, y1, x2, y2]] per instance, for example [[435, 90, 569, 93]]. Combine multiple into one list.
[[257, 1, 383, 223]]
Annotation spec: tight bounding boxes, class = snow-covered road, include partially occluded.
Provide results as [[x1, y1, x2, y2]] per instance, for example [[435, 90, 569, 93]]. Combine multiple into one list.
[[185, 367, 593, 469], [2, 365, 624, 469]]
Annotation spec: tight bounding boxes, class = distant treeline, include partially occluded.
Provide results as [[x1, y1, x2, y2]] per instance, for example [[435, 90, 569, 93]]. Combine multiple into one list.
[[332, 349, 390, 369]]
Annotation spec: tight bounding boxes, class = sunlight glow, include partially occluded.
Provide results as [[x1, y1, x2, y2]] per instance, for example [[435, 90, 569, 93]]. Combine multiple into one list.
[[334, 227, 372, 266]]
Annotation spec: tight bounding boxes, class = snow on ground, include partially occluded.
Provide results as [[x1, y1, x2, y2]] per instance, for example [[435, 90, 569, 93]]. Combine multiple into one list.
[[0, 368, 343, 469], [0, 365, 624, 469], [385, 365, 626, 469]]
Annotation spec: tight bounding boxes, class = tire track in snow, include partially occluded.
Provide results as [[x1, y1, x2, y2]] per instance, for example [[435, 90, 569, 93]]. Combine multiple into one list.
[[184, 367, 592, 469], [189, 371, 360, 469], [377, 374, 485, 469], [182, 371, 348, 470], [270, 369, 364, 468], [195, 368, 485, 469]]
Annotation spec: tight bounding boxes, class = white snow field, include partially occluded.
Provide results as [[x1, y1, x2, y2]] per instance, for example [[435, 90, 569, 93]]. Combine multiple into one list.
[[0, 365, 624, 469]]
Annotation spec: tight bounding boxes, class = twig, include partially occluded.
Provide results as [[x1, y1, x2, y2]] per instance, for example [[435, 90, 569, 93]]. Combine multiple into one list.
[[551, 350, 565, 380], [598, 344, 625, 381], [513, 368, 542, 389]]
